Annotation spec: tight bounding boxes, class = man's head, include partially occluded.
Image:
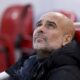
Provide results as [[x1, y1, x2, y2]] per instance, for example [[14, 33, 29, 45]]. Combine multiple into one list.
[[33, 12, 75, 53]]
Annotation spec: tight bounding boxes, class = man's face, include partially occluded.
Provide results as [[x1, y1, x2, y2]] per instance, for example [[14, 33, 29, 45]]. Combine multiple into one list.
[[33, 13, 65, 51]]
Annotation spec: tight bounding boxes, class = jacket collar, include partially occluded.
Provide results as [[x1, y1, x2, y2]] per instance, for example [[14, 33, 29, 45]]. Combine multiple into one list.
[[40, 40, 80, 69]]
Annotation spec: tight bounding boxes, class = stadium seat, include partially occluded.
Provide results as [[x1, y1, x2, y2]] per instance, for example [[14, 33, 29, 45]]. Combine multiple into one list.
[[0, 34, 15, 72], [1, 4, 33, 51], [1, 4, 34, 58], [19, 4, 33, 55], [1, 5, 24, 44]]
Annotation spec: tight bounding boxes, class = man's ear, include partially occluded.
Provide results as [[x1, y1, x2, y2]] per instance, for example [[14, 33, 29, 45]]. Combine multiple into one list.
[[62, 34, 72, 46]]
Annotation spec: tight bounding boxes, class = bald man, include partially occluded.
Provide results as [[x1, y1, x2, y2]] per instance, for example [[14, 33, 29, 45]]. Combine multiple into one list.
[[0, 12, 80, 80]]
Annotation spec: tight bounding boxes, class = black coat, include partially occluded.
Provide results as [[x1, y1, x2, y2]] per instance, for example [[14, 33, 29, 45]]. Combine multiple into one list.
[[6, 40, 80, 80]]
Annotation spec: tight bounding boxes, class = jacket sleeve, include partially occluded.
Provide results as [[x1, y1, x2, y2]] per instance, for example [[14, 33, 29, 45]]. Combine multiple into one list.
[[48, 66, 80, 80], [5, 56, 28, 80], [6, 55, 37, 80], [5, 59, 28, 80]]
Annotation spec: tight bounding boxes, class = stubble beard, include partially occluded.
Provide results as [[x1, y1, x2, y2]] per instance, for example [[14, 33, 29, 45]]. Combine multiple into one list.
[[33, 40, 54, 59]]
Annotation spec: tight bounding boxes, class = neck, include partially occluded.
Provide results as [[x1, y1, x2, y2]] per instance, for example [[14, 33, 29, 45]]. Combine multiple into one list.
[[36, 50, 53, 60]]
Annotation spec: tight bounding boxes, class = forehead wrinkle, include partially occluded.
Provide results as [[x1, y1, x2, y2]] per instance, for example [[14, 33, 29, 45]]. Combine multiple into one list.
[[39, 12, 67, 25], [40, 12, 66, 20], [39, 12, 75, 36], [37, 19, 57, 28]]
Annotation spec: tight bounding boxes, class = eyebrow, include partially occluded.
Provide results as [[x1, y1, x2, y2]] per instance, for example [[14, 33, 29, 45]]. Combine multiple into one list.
[[46, 20, 57, 26], [36, 20, 42, 25], [36, 20, 57, 27]]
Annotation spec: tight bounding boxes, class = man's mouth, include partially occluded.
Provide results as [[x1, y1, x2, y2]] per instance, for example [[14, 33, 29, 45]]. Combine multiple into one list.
[[36, 37, 44, 42], [34, 36, 46, 42]]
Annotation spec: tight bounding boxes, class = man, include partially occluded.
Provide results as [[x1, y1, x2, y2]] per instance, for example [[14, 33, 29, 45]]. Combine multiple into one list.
[[0, 12, 80, 80]]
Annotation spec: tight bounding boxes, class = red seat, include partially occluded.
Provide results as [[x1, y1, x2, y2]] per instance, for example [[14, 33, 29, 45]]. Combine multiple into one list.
[[0, 51, 8, 72], [1, 4, 34, 57], [1, 5, 24, 44], [0, 34, 15, 72], [19, 4, 34, 55]]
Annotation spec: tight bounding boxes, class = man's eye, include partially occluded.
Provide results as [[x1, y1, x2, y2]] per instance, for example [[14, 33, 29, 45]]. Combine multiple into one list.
[[49, 23, 53, 26], [47, 23, 56, 29], [36, 23, 42, 27]]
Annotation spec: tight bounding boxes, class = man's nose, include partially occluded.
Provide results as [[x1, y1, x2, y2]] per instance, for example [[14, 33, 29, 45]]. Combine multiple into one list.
[[38, 26, 46, 34]]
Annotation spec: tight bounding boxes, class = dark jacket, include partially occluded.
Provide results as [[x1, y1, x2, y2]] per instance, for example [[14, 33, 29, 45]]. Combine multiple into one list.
[[6, 40, 80, 80]]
